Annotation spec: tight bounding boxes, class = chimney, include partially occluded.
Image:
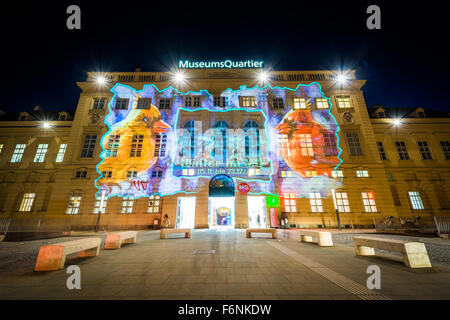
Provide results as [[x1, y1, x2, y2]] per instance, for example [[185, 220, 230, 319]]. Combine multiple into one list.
[[33, 105, 42, 111], [136, 67, 142, 72]]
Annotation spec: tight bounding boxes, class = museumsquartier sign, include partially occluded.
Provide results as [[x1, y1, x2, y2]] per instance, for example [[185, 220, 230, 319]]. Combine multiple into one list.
[[178, 59, 264, 69]]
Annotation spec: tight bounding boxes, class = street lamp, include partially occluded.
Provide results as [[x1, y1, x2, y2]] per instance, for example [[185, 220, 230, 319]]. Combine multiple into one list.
[[42, 122, 52, 129]]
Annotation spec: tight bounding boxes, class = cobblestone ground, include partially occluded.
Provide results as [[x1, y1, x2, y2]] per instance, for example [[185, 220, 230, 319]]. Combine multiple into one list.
[[0, 229, 449, 300]]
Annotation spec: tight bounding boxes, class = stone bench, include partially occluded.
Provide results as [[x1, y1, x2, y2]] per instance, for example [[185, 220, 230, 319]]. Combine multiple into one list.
[[246, 228, 277, 239], [34, 237, 102, 271], [353, 236, 432, 268], [298, 230, 333, 247], [160, 228, 191, 239], [105, 231, 137, 249]]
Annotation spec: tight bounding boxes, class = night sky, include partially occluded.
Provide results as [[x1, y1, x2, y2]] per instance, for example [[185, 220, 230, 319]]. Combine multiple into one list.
[[1, 1, 449, 113]]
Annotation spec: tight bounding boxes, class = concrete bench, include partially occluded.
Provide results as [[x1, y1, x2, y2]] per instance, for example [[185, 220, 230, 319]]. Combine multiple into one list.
[[298, 230, 333, 247], [246, 228, 277, 239], [353, 236, 432, 268], [105, 231, 137, 249], [160, 228, 191, 239], [34, 237, 102, 271]]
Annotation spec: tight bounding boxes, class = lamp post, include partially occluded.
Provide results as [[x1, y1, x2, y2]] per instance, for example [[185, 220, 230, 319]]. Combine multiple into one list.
[[331, 188, 342, 231], [95, 190, 106, 232]]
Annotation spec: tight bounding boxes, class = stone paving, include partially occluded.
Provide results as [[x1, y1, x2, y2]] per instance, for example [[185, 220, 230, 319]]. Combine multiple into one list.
[[0, 229, 449, 300]]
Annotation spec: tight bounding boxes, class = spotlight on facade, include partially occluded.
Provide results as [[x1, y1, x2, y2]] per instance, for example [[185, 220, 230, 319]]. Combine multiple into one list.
[[174, 71, 185, 84], [393, 119, 401, 126], [42, 122, 52, 129], [96, 76, 106, 86], [258, 71, 269, 83]]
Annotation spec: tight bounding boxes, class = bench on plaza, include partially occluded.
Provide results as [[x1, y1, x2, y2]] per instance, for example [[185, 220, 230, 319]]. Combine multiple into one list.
[[353, 236, 432, 268], [34, 237, 102, 271], [160, 228, 191, 239], [246, 228, 277, 239], [104, 231, 137, 249], [298, 230, 333, 247]]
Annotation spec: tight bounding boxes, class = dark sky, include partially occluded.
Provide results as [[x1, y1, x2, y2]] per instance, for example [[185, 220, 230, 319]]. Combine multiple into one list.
[[1, 1, 449, 113]]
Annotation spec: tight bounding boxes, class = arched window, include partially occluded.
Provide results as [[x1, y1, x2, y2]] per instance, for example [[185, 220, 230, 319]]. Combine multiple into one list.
[[213, 121, 229, 164], [182, 121, 195, 159], [244, 120, 260, 159]]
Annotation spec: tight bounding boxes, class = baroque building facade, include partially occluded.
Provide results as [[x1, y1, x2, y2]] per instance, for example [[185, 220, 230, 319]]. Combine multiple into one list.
[[0, 68, 449, 237]]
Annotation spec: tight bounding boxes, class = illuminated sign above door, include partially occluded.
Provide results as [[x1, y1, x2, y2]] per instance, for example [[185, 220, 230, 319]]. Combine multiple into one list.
[[178, 60, 264, 69]]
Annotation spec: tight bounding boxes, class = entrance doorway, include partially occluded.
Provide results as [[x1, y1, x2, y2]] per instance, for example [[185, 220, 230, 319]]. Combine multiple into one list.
[[208, 174, 235, 229], [209, 197, 235, 228], [248, 196, 267, 228], [176, 197, 196, 228]]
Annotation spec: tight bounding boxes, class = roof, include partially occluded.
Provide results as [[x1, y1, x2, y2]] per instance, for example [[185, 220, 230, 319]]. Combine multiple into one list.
[[368, 105, 450, 119], [0, 109, 74, 121]]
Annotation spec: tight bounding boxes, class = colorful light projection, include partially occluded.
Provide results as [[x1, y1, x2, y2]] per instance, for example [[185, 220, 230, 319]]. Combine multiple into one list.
[[95, 83, 343, 199]]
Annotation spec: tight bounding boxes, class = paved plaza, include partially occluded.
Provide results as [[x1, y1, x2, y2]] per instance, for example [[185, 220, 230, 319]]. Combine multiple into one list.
[[0, 229, 449, 300]]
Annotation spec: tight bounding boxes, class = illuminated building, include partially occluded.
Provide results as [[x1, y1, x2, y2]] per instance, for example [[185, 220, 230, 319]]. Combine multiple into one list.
[[0, 68, 449, 236]]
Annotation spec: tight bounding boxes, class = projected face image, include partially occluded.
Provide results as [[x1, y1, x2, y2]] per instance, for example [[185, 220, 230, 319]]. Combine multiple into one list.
[[95, 83, 342, 200]]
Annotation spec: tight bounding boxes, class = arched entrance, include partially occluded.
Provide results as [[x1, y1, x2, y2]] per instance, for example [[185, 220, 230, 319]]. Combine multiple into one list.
[[208, 174, 236, 228]]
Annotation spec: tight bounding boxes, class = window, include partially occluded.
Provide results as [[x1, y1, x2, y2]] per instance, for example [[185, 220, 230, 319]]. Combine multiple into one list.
[[305, 170, 317, 177], [102, 171, 112, 178], [19, 114, 28, 121], [409, 191, 424, 210], [214, 96, 228, 107], [283, 193, 296, 212], [417, 141, 433, 160], [159, 98, 171, 110], [336, 96, 352, 109], [185, 96, 192, 107], [75, 170, 88, 179], [213, 121, 229, 164], [377, 142, 387, 160], [248, 168, 261, 176], [92, 195, 107, 214], [33, 144, 48, 162], [293, 97, 307, 109], [154, 133, 167, 157], [182, 169, 195, 176], [331, 170, 343, 178], [115, 98, 129, 110], [377, 111, 386, 118], [315, 98, 329, 109], [309, 192, 323, 212], [121, 197, 134, 213], [105, 135, 120, 158], [137, 97, 151, 109], [81, 135, 97, 158], [193, 96, 201, 107], [10, 144, 26, 163], [417, 111, 426, 118], [183, 121, 196, 159], [151, 170, 163, 178], [93, 98, 106, 110], [323, 133, 338, 156], [362, 192, 377, 212], [335, 192, 350, 212], [0, 144, 3, 154], [280, 170, 293, 178], [56, 144, 67, 162], [356, 169, 369, 178], [242, 96, 257, 107], [244, 121, 260, 159], [66, 195, 82, 215], [147, 195, 161, 213], [58, 113, 67, 121], [278, 134, 290, 157], [19, 193, 35, 212], [299, 134, 314, 156], [441, 141, 450, 160], [130, 135, 144, 157], [395, 141, 410, 160], [272, 98, 284, 109], [346, 133, 363, 156], [386, 173, 394, 181], [126, 171, 138, 178]]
